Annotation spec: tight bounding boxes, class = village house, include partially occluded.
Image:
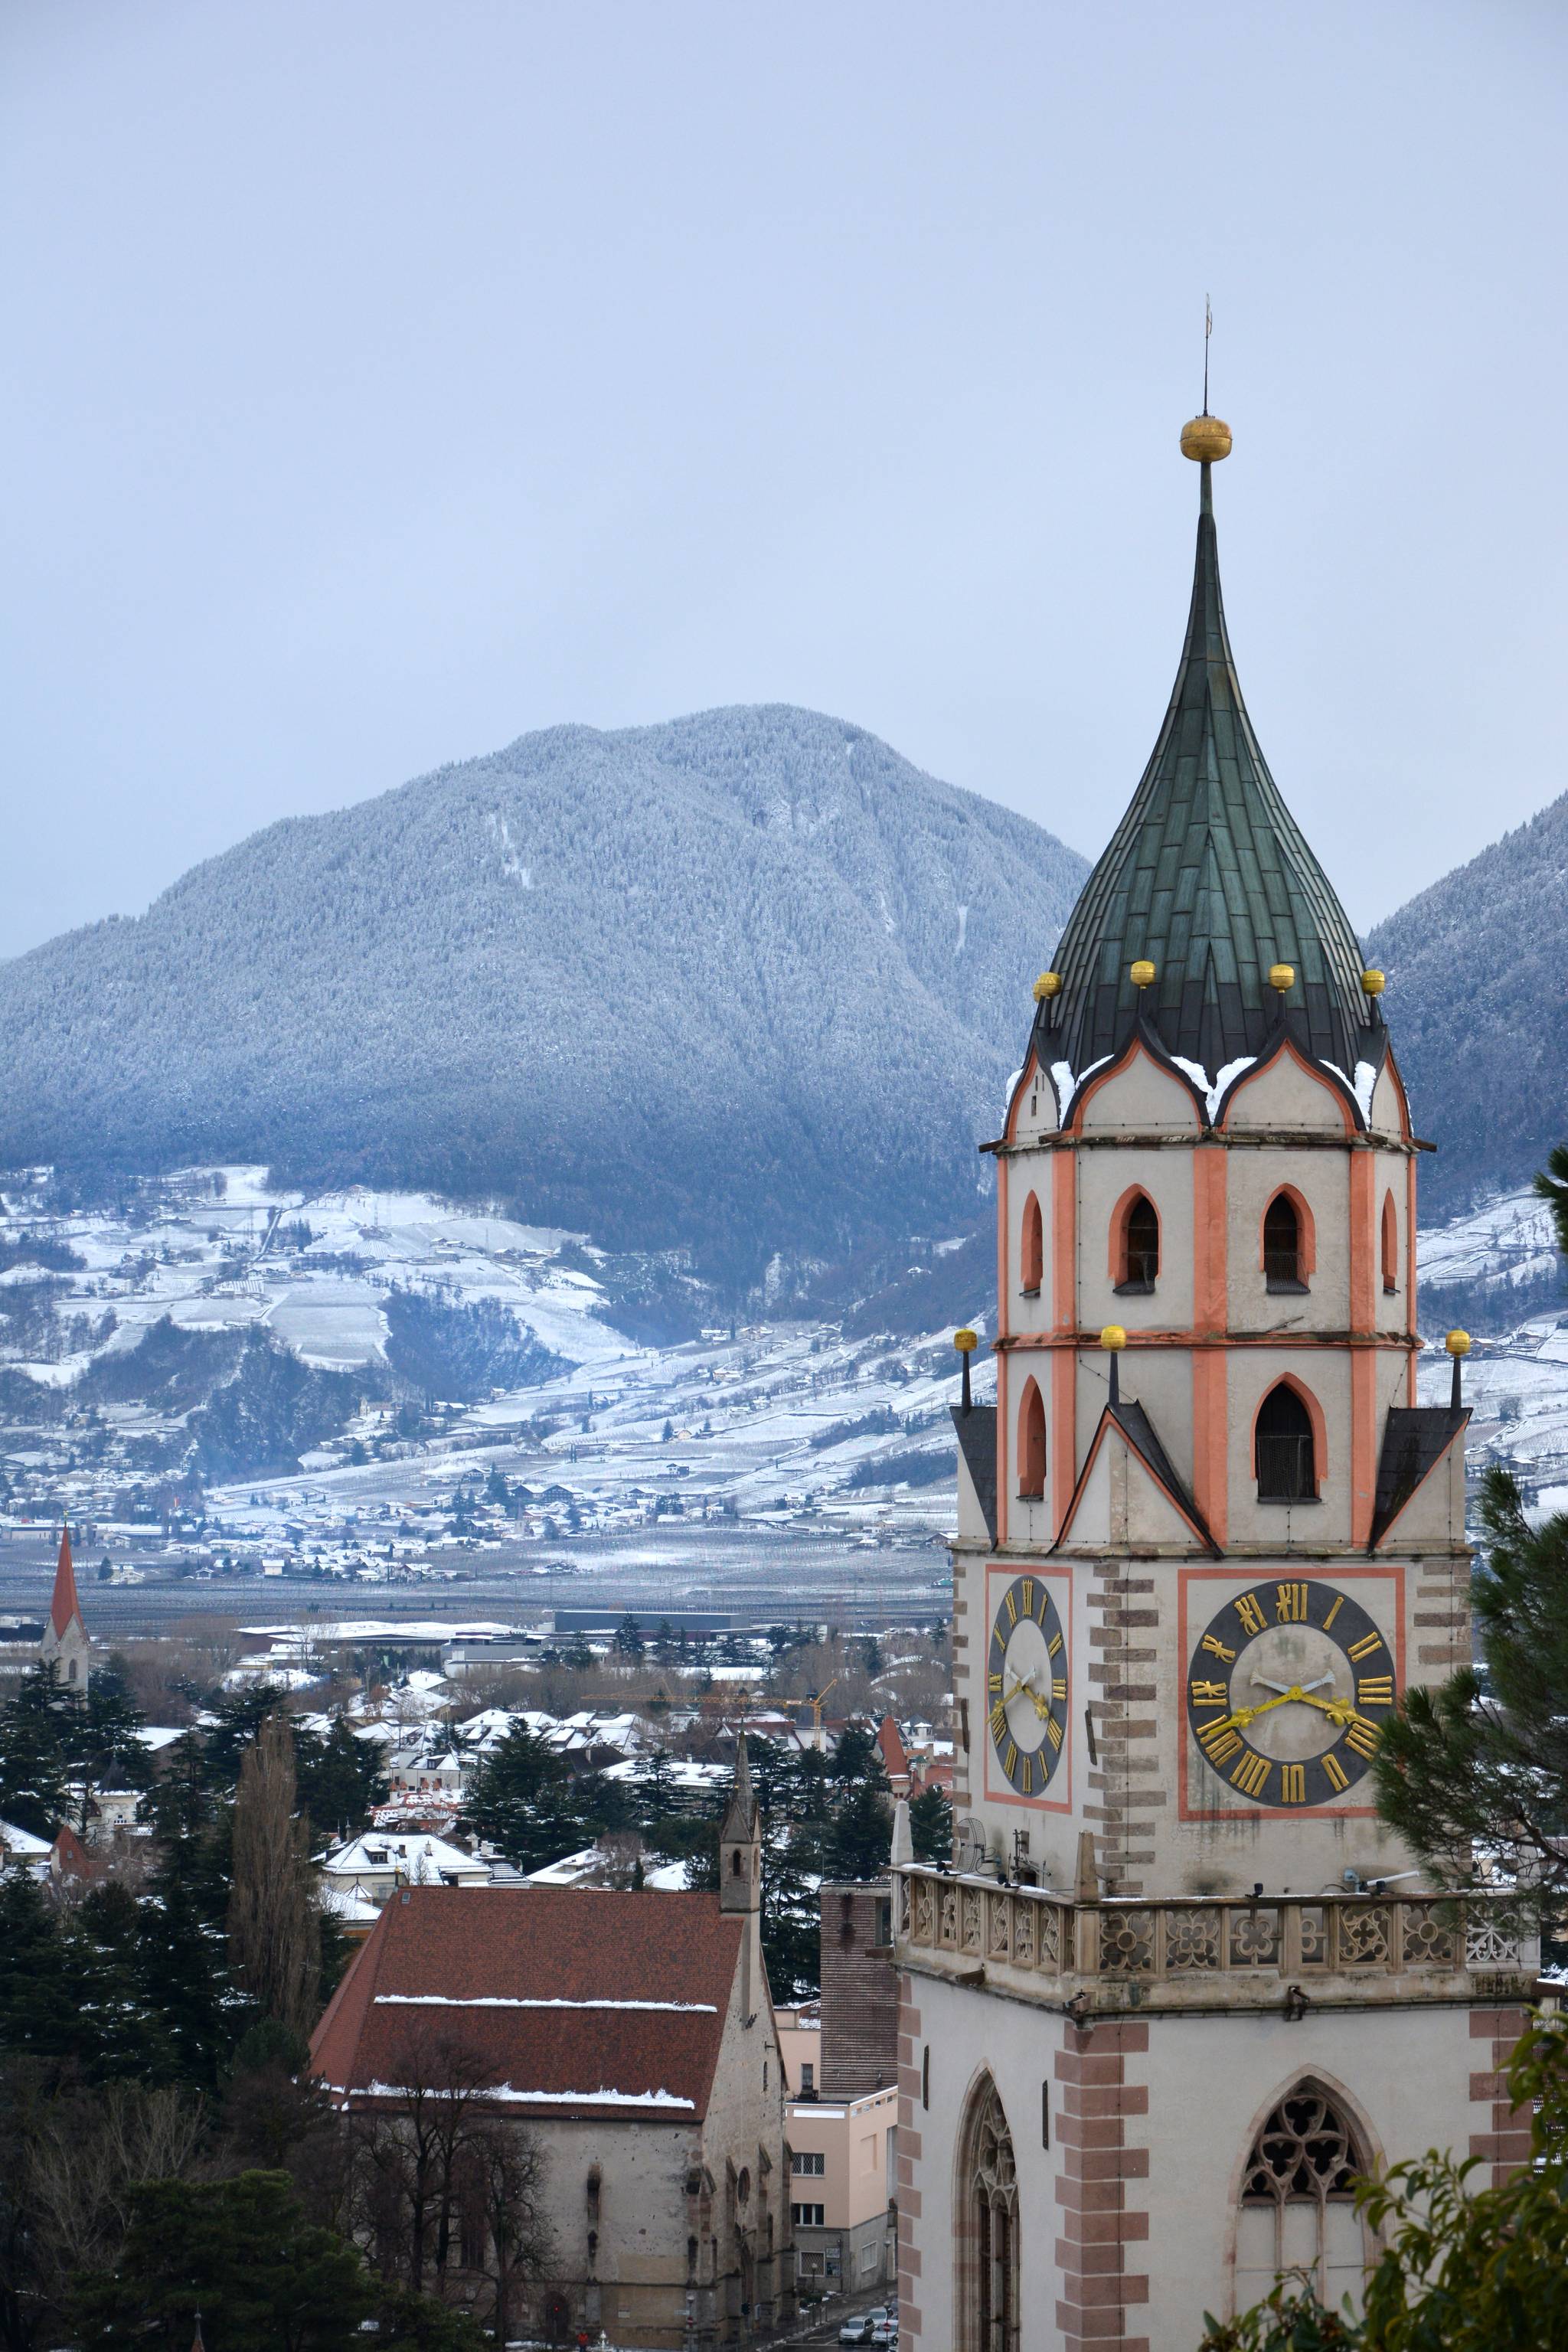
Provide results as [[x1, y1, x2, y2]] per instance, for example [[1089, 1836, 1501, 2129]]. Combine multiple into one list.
[[311, 1741, 794, 2347]]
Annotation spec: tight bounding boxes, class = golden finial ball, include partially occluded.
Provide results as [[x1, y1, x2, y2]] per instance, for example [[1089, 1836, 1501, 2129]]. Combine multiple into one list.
[[1129, 959, 1156, 990], [954, 1327, 979, 1355], [1445, 1329, 1471, 1358], [1033, 971, 1061, 1002], [1268, 962, 1295, 994], [1100, 1325, 1127, 1352], [1180, 414, 1233, 462], [1361, 969, 1386, 997]]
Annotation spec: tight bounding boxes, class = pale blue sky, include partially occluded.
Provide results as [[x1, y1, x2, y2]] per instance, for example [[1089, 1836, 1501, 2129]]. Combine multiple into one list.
[[2, 0, 1564, 955]]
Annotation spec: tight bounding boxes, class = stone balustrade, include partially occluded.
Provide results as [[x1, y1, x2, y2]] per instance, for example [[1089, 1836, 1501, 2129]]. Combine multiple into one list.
[[893, 1863, 1538, 2014]]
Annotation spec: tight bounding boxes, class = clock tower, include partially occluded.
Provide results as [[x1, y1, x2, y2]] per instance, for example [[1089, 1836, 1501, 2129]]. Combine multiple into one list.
[[893, 414, 1537, 2352]]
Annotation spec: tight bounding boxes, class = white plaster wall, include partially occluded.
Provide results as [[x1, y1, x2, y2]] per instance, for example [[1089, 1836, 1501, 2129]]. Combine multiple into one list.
[[1009, 1150, 1056, 1337], [906, 1982, 1486, 2352], [903, 1973, 1065, 2352], [1138, 2006, 1483, 2347], [1077, 1054, 1202, 1138], [1226, 1349, 1354, 1549], [1227, 1149, 1351, 1333], [1223, 1057, 1348, 1135], [1074, 1143, 1197, 1334]]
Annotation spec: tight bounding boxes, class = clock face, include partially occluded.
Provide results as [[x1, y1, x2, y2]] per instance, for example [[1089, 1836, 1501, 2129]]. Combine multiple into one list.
[[987, 1575, 1068, 1798], [1187, 1579, 1396, 1808]]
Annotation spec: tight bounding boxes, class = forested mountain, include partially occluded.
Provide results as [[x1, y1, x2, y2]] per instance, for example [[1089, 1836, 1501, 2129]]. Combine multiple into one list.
[[0, 707, 1086, 1283], [1367, 786, 1568, 1214]]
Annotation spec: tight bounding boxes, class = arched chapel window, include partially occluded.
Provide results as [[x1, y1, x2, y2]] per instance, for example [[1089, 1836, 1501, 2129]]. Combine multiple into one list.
[[1018, 1380, 1046, 1501], [1116, 1193, 1160, 1292], [1263, 1193, 1305, 1289], [959, 2077, 1018, 2352], [1381, 1191, 1398, 1295], [1021, 1194, 1043, 1295], [67, 1658, 77, 1686], [1256, 1383, 1315, 1502], [1236, 2083, 1368, 2314]]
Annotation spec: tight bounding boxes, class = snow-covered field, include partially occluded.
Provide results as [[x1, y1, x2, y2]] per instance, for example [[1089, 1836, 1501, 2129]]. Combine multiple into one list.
[[2, 1170, 1564, 1630]]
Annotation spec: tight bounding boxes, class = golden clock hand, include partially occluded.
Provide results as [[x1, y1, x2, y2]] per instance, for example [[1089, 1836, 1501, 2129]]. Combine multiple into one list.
[[1294, 1689, 1376, 1730], [1205, 1687, 1294, 1736], [1005, 1673, 1053, 1722]]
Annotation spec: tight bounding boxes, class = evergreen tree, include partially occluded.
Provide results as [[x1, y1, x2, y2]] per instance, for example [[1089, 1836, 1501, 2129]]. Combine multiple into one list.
[[0, 1664, 77, 1836], [908, 1780, 952, 1864], [292, 1719, 387, 1841], [462, 1726, 588, 1870], [70, 2170, 373, 2351]]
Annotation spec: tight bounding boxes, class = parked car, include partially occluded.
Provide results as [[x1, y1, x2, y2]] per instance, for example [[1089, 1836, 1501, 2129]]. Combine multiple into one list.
[[838, 2321, 880, 2347], [871, 2324, 898, 2347]]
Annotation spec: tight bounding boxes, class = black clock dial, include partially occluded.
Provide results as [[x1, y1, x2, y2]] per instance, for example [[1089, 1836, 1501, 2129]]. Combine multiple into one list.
[[1186, 1579, 1396, 1809], [988, 1576, 1068, 1798]]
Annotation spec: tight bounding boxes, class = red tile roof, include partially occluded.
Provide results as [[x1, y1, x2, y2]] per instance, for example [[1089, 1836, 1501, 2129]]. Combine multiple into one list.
[[311, 1885, 743, 2123]]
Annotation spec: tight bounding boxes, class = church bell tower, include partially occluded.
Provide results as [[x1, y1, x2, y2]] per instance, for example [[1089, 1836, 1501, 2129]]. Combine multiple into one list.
[[893, 412, 1537, 2352]]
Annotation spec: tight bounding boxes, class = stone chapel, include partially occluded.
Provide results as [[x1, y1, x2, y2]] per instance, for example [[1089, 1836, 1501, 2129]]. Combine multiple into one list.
[[891, 411, 1537, 2350]]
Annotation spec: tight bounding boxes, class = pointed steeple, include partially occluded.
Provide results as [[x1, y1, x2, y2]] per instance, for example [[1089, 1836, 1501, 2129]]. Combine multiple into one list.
[[49, 1523, 83, 1641], [720, 1732, 757, 1845], [41, 1522, 90, 1693], [718, 1734, 760, 1919], [1037, 423, 1383, 1094]]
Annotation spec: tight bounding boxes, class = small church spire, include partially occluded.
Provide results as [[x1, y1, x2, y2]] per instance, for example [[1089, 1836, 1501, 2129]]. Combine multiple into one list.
[[41, 1521, 90, 1693], [49, 1523, 83, 1642]]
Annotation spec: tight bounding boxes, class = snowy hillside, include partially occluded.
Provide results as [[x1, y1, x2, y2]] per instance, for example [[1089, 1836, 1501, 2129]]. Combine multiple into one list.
[[0, 705, 1086, 1284], [1368, 785, 1568, 1215]]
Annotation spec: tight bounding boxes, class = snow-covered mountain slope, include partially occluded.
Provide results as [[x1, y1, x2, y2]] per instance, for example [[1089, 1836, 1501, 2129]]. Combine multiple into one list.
[[1367, 786, 1568, 1215], [0, 706, 1086, 1282]]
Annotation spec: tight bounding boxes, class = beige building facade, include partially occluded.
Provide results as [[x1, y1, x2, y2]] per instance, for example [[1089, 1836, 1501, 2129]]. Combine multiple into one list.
[[895, 424, 1537, 2352]]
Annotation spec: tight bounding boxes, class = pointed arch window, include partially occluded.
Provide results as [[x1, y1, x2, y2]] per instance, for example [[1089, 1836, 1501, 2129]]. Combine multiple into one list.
[[1021, 1193, 1043, 1295], [1381, 1191, 1398, 1295], [1116, 1192, 1160, 1292], [1236, 2082, 1369, 2314], [957, 2077, 1018, 2352], [1017, 1380, 1046, 1501], [1263, 1193, 1305, 1289], [1256, 1383, 1316, 1502]]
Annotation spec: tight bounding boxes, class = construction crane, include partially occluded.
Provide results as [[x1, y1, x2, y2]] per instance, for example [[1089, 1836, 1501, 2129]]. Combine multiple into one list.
[[799, 1676, 839, 1751]]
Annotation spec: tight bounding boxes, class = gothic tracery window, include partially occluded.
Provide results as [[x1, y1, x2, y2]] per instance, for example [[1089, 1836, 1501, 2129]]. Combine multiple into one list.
[[959, 2078, 1018, 2352], [1236, 2083, 1368, 2314]]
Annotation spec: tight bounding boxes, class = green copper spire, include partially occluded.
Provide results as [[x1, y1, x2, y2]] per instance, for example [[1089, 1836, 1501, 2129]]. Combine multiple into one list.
[[1037, 443, 1383, 1097]]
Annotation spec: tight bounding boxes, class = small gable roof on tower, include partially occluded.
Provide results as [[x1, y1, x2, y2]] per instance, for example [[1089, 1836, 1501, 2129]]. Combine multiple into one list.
[[310, 1884, 743, 2119], [1036, 459, 1385, 1100], [1370, 1406, 1469, 1548], [1054, 1399, 1221, 1558]]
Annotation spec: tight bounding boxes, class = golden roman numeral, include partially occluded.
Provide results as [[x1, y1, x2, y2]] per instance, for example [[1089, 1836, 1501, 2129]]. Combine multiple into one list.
[[1021, 1581, 1034, 1619], [1046, 1713, 1063, 1751], [1276, 1581, 1308, 1622], [1230, 1751, 1271, 1799], [1322, 1753, 1349, 1792], [1322, 1595, 1344, 1631], [1004, 1740, 1018, 1778], [1344, 1719, 1380, 1760], [1347, 1632, 1383, 1662], [1047, 1631, 1063, 1658], [989, 1700, 1007, 1740], [993, 1625, 1004, 1649], [1051, 1677, 1067, 1701], [1357, 1677, 1394, 1707], [1198, 1724, 1243, 1764], [1279, 1764, 1306, 1804], [988, 1672, 1003, 1694], [1201, 1634, 1236, 1664], [1189, 1680, 1228, 1707], [1020, 1754, 1032, 1795], [1005, 1589, 1018, 1626], [1235, 1592, 1267, 1637]]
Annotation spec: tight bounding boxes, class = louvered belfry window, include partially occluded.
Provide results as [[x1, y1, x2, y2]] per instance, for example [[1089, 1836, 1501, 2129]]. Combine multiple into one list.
[[1263, 1193, 1303, 1286]]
